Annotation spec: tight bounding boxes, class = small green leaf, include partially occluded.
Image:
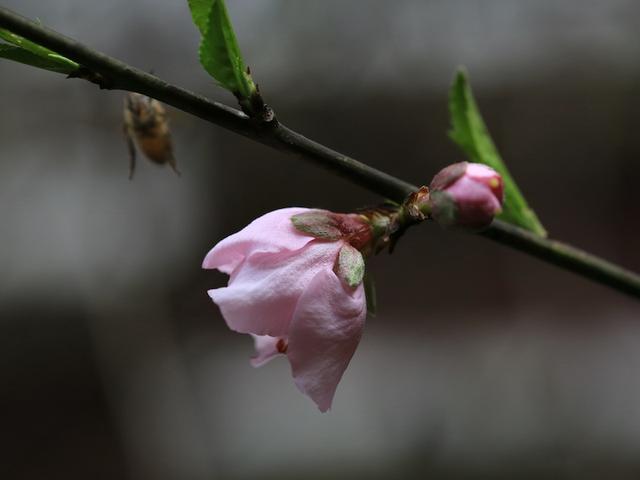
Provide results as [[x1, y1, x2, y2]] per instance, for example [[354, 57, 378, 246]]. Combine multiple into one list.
[[0, 28, 78, 73], [0, 44, 77, 74], [363, 271, 377, 317], [0, 28, 41, 50], [291, 211, 342, 240], [187, 0, 212, 35], [448, 68, 547, 237], [188, 0, 256, 100], [337, 244, 365, 288]]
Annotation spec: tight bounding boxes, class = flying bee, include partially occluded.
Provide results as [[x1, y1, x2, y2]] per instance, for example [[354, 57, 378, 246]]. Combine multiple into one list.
[[123, 92, 179, 179]]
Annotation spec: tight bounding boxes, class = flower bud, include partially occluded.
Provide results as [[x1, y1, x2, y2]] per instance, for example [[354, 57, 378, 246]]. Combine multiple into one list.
[[429, 162, 503, 230]]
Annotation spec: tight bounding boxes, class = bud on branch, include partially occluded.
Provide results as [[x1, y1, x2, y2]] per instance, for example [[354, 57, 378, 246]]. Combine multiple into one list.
[[429, 162, 504, 230]]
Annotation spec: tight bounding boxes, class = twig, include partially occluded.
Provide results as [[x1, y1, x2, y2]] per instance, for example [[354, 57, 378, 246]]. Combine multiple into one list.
[[1, 6, 638, 299]]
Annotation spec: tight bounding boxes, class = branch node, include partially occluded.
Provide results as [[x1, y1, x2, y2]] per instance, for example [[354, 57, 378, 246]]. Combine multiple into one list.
[[67, 66, 114, 89]]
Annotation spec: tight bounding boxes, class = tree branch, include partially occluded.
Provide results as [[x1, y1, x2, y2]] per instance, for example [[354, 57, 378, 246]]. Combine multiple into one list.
[[1, 6, 639, 299]]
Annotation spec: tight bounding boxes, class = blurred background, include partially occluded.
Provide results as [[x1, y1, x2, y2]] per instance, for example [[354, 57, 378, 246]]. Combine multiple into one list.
[[2, 0, 640, 478]]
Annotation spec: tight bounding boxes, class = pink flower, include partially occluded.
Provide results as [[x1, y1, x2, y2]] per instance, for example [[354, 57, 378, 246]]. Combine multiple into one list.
[[202, 208, 369, 412], [429, 162, 504, 229]]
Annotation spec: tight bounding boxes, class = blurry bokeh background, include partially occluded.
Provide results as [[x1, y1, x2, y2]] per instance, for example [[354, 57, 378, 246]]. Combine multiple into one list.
[[2, 0, 640, 478]]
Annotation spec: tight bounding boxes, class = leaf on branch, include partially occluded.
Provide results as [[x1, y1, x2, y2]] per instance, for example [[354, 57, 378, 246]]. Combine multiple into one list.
[[0, 28, 78, 74], [0, 43, 77, 74], [448, 68, 547, 237], [188, 0, 256, 101], [188, 0, 213, 35]]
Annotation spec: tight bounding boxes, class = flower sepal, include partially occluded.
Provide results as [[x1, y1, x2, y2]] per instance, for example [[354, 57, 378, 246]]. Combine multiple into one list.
[[336, 244, 365, 288], [291, 209, 373, 250], [290, 210, 343, 240]]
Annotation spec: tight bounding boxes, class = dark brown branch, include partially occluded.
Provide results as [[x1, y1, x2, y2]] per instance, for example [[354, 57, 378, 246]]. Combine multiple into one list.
[[1, 6, 639, 299]]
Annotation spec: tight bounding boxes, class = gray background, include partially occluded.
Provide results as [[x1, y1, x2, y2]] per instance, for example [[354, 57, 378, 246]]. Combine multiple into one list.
[[1, 1, 640, 479]]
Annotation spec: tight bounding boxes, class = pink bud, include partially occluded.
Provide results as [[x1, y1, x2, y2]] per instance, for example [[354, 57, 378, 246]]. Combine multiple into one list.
[[202, 208, 367, 412], [429, 162, 503, 230]]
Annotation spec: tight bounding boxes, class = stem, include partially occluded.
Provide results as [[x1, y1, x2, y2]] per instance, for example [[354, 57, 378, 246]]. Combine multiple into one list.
[[482, 220, 640, 298], [1, 6, 639, 300]]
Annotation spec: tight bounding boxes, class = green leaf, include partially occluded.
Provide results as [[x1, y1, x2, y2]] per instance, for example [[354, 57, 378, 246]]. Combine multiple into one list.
[[0, 44, 77, 74], [0, 28, 42, 51], [291, 210, 343, 240], [336, 244, 365, 288], [188, 0, 212, 35], [0, 28, 78, 74], [363, 271, 377, 318], [448, 68, 547, 237], [188, 0, 256, 99]]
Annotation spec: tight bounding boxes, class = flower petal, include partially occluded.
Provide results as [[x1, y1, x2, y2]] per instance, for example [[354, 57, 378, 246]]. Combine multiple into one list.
[[208, 240, 344, 336], [466, 162, 498, 180], [287, 268, 366, 412], [250, 334, 287, 367], [202, 207, 314, 274], [465, 163, 504, 200], [446, 176, 502, 229]]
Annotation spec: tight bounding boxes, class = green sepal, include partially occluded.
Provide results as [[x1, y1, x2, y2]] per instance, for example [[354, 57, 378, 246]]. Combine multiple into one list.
[[429, 190, 457, 228], [188, 0, 257, 101], [448, 68, 547, 237], [363, 271, 377, 318], [336, 244, 365, 288], [291, 210, 342, 240], [0, 28, 78, 75]]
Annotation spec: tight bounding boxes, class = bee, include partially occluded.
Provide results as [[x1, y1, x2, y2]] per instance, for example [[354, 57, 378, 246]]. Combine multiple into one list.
[[123, 92, 179, 178]]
